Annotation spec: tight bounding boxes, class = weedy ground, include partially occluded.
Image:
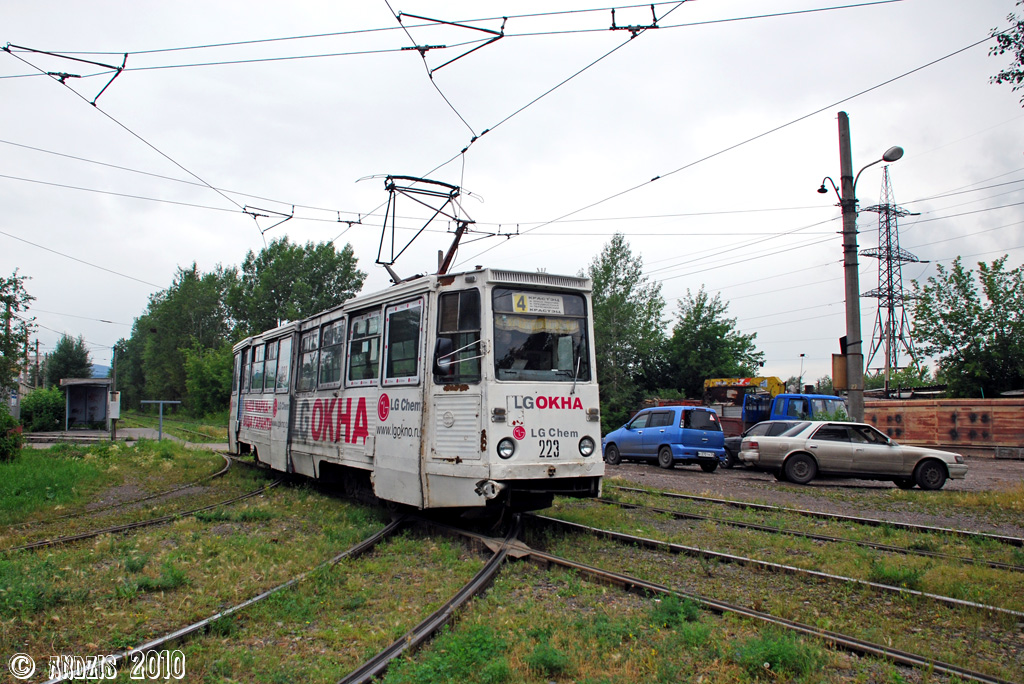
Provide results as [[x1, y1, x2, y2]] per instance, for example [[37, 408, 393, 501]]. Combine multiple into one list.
[[3, 445, 1022, 683]]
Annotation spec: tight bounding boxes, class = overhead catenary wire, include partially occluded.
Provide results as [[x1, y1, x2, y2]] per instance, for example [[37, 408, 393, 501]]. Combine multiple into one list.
[[453, 30, 1000, 269]]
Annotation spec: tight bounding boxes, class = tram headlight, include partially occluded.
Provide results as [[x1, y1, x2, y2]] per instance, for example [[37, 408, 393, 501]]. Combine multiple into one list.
[[579, 436, 596, 457], [497, 438, 516, 460]]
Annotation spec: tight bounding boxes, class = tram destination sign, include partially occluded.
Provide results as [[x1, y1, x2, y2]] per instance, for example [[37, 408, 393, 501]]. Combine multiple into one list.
[[512, 292, 564, 315]]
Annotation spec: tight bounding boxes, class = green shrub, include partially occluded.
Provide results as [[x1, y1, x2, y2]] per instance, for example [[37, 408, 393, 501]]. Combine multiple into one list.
[[526, 642, 570, 676], [650, 594, 702, 628], [20, 386, 65, 432], [731, 629, 826, 678], [0, 402, 23, 462]]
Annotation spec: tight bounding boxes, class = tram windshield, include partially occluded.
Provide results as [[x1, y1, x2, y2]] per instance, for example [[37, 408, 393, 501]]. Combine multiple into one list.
[[492, 288, 591, 382]]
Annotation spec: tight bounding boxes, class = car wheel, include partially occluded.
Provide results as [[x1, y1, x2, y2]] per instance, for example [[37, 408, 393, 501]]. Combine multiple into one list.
[[604, 444, 621, 466], [893, 478, 915, 490], [914, 460, 947, 490], [784, 453, 817, 485], [700, 461, 718, 473], [657, 446, 675, 469], [723, 449, 736, 468], [774, 470, 788, 482]]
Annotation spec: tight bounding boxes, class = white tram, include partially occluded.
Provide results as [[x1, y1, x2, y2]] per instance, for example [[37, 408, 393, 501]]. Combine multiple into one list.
[[229, 267, 603, 512]]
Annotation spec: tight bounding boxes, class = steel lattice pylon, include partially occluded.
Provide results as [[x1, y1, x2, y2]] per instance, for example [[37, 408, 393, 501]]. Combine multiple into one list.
[[860, 166, 925, 385]]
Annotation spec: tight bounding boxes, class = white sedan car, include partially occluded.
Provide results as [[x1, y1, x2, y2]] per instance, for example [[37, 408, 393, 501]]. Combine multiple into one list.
[[738, 420, 967, 490]]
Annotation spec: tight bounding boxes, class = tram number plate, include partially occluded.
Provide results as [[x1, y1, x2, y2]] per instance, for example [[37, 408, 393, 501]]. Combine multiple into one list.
[[539, 439, 560, 458], [697, 451, 715, 458]]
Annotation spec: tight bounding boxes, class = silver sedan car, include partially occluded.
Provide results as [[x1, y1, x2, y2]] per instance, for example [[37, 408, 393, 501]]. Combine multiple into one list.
[[738, 420, 967, 490]]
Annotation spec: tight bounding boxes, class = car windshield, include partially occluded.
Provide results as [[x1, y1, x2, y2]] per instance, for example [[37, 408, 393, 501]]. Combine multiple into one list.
[[811, 398, 848, 416], [492, 288, 591, 382]]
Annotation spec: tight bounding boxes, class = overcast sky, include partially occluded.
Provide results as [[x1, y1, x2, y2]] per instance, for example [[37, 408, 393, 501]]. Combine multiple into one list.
[[2, 0, 1022, 388]]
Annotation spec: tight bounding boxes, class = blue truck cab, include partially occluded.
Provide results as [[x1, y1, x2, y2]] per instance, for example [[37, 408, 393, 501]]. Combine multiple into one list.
[[743, 392, 847, 424], [602, 405, 726, 471]]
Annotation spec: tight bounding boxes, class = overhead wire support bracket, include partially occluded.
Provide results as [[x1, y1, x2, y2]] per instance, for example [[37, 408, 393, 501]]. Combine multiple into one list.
[[397, 13, 506, 75], [610, 5, 660, 37], [244, 205, 294, 235], [4, 44, 127, 104]]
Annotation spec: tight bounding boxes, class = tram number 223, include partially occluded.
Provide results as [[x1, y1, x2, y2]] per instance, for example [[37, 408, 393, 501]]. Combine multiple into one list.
[[539, 439, 560, 458]]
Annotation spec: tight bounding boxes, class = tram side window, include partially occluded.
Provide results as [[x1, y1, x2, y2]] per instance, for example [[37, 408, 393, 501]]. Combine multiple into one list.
[[384, 300, 423, 386], [232, 351, 242, 395], [276, 336, 292, 393], [434, 289, 481, 384], [319, 320, 346, 387], [347, 311, 381, 386], [264, 341, 279, 390], [240, 348, 250, 394], [250, 345, 266, 392], [297, 330, 319, 392]]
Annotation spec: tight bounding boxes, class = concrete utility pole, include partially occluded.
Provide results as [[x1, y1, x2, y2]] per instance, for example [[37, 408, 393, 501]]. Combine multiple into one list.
[[838, 112, 865, 422], [825, 112, 903, 421]]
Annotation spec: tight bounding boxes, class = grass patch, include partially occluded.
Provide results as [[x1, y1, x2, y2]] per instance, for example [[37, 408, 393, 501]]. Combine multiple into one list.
[[116, 560, 189, 598], [952, 483, 1024, 515], [386, 624, 509, 684], [194, 508, 277, 523], [650, 594, 702, 627], [731, 628, 827, 678], [868, 561, 925, 590], [0, 449, 105, 523], [0, 558, 89, 614]]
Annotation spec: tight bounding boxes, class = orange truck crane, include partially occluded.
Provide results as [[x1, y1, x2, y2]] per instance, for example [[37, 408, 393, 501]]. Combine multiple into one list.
[[702, 377, 786, 436]]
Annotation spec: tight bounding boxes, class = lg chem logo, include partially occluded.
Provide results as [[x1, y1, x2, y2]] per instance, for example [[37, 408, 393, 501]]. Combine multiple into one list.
[[8, 653, 35, 679]]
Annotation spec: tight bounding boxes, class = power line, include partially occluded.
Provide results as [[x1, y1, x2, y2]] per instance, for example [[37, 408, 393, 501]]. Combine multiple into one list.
[[454, 30, 995, 268], [2, 45, 246, 219], [0, 227, 162, 288]]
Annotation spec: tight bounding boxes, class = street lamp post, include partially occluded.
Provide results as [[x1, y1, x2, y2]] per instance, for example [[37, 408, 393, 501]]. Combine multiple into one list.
[[818, 111, 903, 422], [799, 353, 805, 390]]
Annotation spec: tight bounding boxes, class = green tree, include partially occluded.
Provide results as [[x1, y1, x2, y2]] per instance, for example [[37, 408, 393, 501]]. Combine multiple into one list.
[[0, 270, 34, 392], [183, 341, 234, 417], [864, 365, 934, 391], [227, 237, 366, 335], [117, 264, 234, 409], [814, 375, 835, 395], [586, 234, 666, 432], [990, 0, 1024, 105], [912, 256, 1024, 397], [45, 334, 92, 387], [664, 287, 764, 399], [143, 264, 233, 404]]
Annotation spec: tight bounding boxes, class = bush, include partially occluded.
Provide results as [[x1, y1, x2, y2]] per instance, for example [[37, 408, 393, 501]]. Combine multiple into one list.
[[20, 386, 65, 432], [0, 403, 24, 462]]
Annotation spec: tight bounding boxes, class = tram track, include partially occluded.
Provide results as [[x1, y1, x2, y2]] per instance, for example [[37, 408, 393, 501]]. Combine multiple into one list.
[[598, 496, 1024, 573], [42, 517, 406, 683], [532, 514, 1024, 619], [427, 521, 1020, 684], [8, 453, 233, 530], [1, 478, 281, 554], [41, 514, 517, 684], [337, 517, 520, 684], [518, 513, 1023, 683], [611, 484, 1024, 547]]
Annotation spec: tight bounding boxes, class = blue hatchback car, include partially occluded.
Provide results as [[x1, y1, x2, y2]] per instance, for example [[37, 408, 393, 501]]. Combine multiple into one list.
[[602, 406, 726, 471]]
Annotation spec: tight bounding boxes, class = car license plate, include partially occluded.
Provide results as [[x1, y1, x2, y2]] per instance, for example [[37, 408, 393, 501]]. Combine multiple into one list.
[[698, 451, 714, 458]]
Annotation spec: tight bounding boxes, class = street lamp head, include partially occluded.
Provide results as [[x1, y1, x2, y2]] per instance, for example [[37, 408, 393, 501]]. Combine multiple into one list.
[[882, 146, 904, 163], [817, 184, 829, 194]]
